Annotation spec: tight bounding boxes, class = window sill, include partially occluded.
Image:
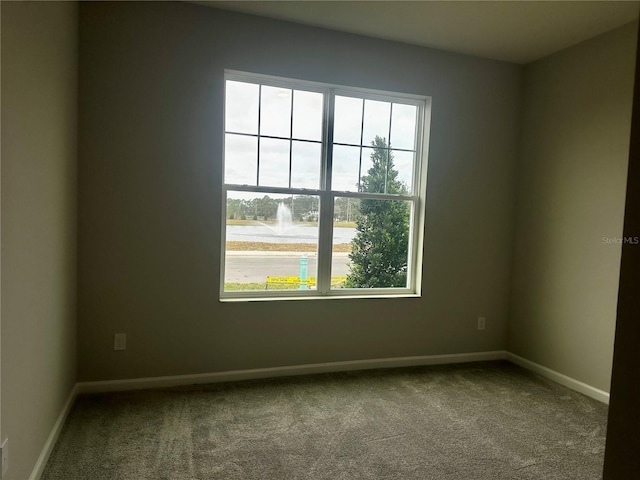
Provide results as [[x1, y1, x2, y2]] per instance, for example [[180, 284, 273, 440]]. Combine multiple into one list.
[[219, 292, 421, 303]]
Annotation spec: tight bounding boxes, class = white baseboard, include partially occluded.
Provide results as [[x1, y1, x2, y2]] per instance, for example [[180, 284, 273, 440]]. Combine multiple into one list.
[[31, 350, 610, 479], [505, 352, 610, 404], [76, 350, 508, 394], [29, 384, 78, 480]]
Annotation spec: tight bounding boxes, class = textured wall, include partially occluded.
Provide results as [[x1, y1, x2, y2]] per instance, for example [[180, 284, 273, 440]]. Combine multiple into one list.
[[77, 2, 522, 381], [508, 23, 637, 392], [1, 2, 78, 478]]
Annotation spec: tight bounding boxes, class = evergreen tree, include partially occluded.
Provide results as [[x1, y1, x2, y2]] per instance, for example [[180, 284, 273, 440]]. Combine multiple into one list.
[[345, 136, 410, 288]]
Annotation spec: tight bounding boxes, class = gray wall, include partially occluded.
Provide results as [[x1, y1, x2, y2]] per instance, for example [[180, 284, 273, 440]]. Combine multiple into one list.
[[78, 2, 522, 381], [1, 2, 78, 479], [508, 23, 638, 392]]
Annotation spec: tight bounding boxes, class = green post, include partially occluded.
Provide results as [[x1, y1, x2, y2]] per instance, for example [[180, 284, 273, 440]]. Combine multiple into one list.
[[299, 256, 308, 289]]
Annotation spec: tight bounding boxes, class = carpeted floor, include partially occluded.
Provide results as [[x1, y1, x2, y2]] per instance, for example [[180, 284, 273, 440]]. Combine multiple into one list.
[[42, 361, 608, 480]]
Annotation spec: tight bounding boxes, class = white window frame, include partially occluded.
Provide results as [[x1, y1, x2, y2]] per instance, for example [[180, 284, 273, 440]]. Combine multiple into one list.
[[220, 70, 431, 301]]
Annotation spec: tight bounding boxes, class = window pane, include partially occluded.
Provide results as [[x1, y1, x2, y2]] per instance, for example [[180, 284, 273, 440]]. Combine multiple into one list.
[[331, 198, 359, 289], [362, 99, 391, 147], [333, 96, 363, 145], [293, 91, 323, 141], [259, 138, 290, 188], [393, 150, 415, 194], [390, 103, 417, 150], [332, 145, 360, 192], [222, 75, 427, 299], [225, 192, 319, 292], [260, 86, 292, 138], [333, 197, 410, 289], [361, 143, 409, 195], [225, 81, 259, 134], [225, 134, 257, 186], [360, 146, 385, 194], [291, 141, 321, 189]]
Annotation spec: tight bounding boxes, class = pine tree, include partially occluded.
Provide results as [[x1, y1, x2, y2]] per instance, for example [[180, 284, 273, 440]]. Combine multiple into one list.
[[345, 136, 410, 288]]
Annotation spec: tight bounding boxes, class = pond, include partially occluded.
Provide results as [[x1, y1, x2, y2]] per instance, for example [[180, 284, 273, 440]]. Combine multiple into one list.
[[226, 224, 356, 244]]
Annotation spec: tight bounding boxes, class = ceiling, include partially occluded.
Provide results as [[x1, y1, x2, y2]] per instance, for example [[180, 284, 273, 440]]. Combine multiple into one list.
[[198, 1, 639, 64]]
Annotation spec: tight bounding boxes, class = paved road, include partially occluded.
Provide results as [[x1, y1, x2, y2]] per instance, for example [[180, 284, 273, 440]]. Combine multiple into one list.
[[225, 254, 350, 283]]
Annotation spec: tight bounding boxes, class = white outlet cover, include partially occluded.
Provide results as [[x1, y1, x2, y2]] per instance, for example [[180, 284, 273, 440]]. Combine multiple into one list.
[[114, 333, 127, 351]]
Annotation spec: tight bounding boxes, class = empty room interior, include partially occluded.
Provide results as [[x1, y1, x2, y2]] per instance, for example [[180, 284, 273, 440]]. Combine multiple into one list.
[[2, 1, 640, 479]]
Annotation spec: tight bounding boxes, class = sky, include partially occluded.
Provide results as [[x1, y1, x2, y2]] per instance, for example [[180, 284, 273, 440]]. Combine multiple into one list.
[[224, 80, 418, 196]]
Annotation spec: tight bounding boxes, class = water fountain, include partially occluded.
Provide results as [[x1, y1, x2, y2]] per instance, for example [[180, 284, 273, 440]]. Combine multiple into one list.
[[226, 202, 328, 244], [275, 203, 293, 235]]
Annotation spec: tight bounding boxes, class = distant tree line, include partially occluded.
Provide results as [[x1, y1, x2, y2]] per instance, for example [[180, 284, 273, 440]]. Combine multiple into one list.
[[228, 195, 361, 223], [227, 195, 320, 222]]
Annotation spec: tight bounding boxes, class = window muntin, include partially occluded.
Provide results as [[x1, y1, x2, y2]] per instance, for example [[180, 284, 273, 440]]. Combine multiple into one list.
[[222, 72, 428, 299]]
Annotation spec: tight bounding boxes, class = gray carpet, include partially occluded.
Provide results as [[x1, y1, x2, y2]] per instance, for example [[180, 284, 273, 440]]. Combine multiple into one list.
[[42, 361, 608, 480]]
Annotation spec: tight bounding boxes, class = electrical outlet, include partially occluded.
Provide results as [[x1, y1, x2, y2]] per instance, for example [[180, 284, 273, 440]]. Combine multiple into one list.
[[114, 333, 127, 351], [2, 438, 9, 477], [477, 317, 486, 331]]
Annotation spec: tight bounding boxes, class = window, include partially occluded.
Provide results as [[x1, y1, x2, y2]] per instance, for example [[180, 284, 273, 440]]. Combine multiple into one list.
[[221, 71, 430, 299]]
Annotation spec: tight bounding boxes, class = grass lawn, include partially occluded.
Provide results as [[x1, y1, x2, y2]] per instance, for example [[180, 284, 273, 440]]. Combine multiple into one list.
[[226, 219, 356, 228], [226, 241, 351, 252]]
